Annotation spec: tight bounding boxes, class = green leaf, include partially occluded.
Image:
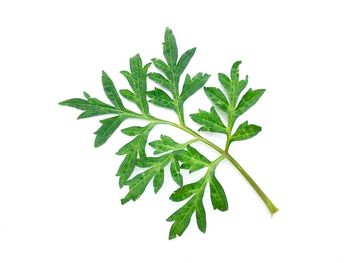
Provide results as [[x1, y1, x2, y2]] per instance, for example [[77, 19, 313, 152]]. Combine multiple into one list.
[[163, 27, 178, 68], [149, 135, 181, 154], [116, 151, 137, 187], [167, 196, 196, 239], [119, 89, 137, 103], [235, 75, 249, 100], [121, 154, 172, 204], [170, 177, 205, 202], [121, 169, 154, 204], [94, 116, 125, 147], [167, 171, 208, 239], [230, 121, 262, 142], [218, 73, 233, 99], [153, 168, 164, 193], [147, 88, 175, 110], [59, 95, 118, 119], [190, 107, 226, 134], [196, 200, 206, 233], [175, 47, 196, 76], [61, 29, 277, 239], [235, 88, 265, 117], [120, 54, 150, 115], [136, 155, 169, 168], [101, 71, 125, 110], [204, 87, 230, 112], [174, 145, 210, 173], [230, 61, 241, 82], [209, 175, 228, 211], [121, 126, 146, 136], [180, 73, 210, 102], [170, 157, 183, 187], [148, 73, 172, 91], [151, 58, 172, 78], [116, 124, 155, 158]]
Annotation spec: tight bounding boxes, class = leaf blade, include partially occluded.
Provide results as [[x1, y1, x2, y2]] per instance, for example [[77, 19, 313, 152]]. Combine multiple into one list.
[[101, 71, 124, 109], [209, 175, 228, 211], [190, 107, 226, 134], [235, 89, 265, 117], [230, 121, 262, 142], [94, 116, 125, 147], [163, 27, 178, 68]]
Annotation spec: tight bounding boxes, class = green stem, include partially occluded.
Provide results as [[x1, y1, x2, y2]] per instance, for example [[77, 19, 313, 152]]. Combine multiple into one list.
[[148, 116, 278, 215], [225, 111, 234, 152], [225, 154, 279, 215]]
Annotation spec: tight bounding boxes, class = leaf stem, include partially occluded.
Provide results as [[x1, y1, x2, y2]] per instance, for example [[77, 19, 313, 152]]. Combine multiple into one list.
[[147, 115, 278, 215]]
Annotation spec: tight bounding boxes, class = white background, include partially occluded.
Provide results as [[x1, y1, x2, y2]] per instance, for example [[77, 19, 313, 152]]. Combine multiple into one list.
[[1, 0, 350, 262]]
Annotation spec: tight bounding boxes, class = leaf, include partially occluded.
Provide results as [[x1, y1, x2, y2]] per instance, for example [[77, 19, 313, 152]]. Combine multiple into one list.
[[180, 73, 210, 102], [175, 47, 196, 76], [163, 27, 178, 68], [170, 157, 183, 187], [151, 58, 172, 78], [94, 116, 125, 147], [120, 54, 150, 115], [121, 169, 154, 204], [116, 151, 137, 187], [121, 154, 172, 204], [61, 28, 276, 239], [116, 124, 155, 158], [167, 197, 196, 239], [204, 87, 230, 112], [147, 88, 175, 110], [230, 61, 241, 82], [148, 73, 172, 91], [167, 171, 209, 239], [218, 73, 233, 99], [190, 107, 226, 134], [153, 168, 164, 193], [235, 75, 249, 100], [119, 89, 137, 103], [235, 88, 265, 117], [170, 177, 205, 202], [209, 174, 228, 211], [149, 135, 181, 154], [196, 200, 206, 233], [230, 121, 262, 142], [136, 155, 169, 168], [174, 145, 210, 173], [121, 126, 145, 136], [59, 95, 118, 119], [101, 71, 125, 110]]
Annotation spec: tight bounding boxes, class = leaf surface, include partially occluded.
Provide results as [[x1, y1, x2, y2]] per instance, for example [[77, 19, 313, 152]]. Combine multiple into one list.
[[190, 107, 226, 134], [230, 121, 262, 142]]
